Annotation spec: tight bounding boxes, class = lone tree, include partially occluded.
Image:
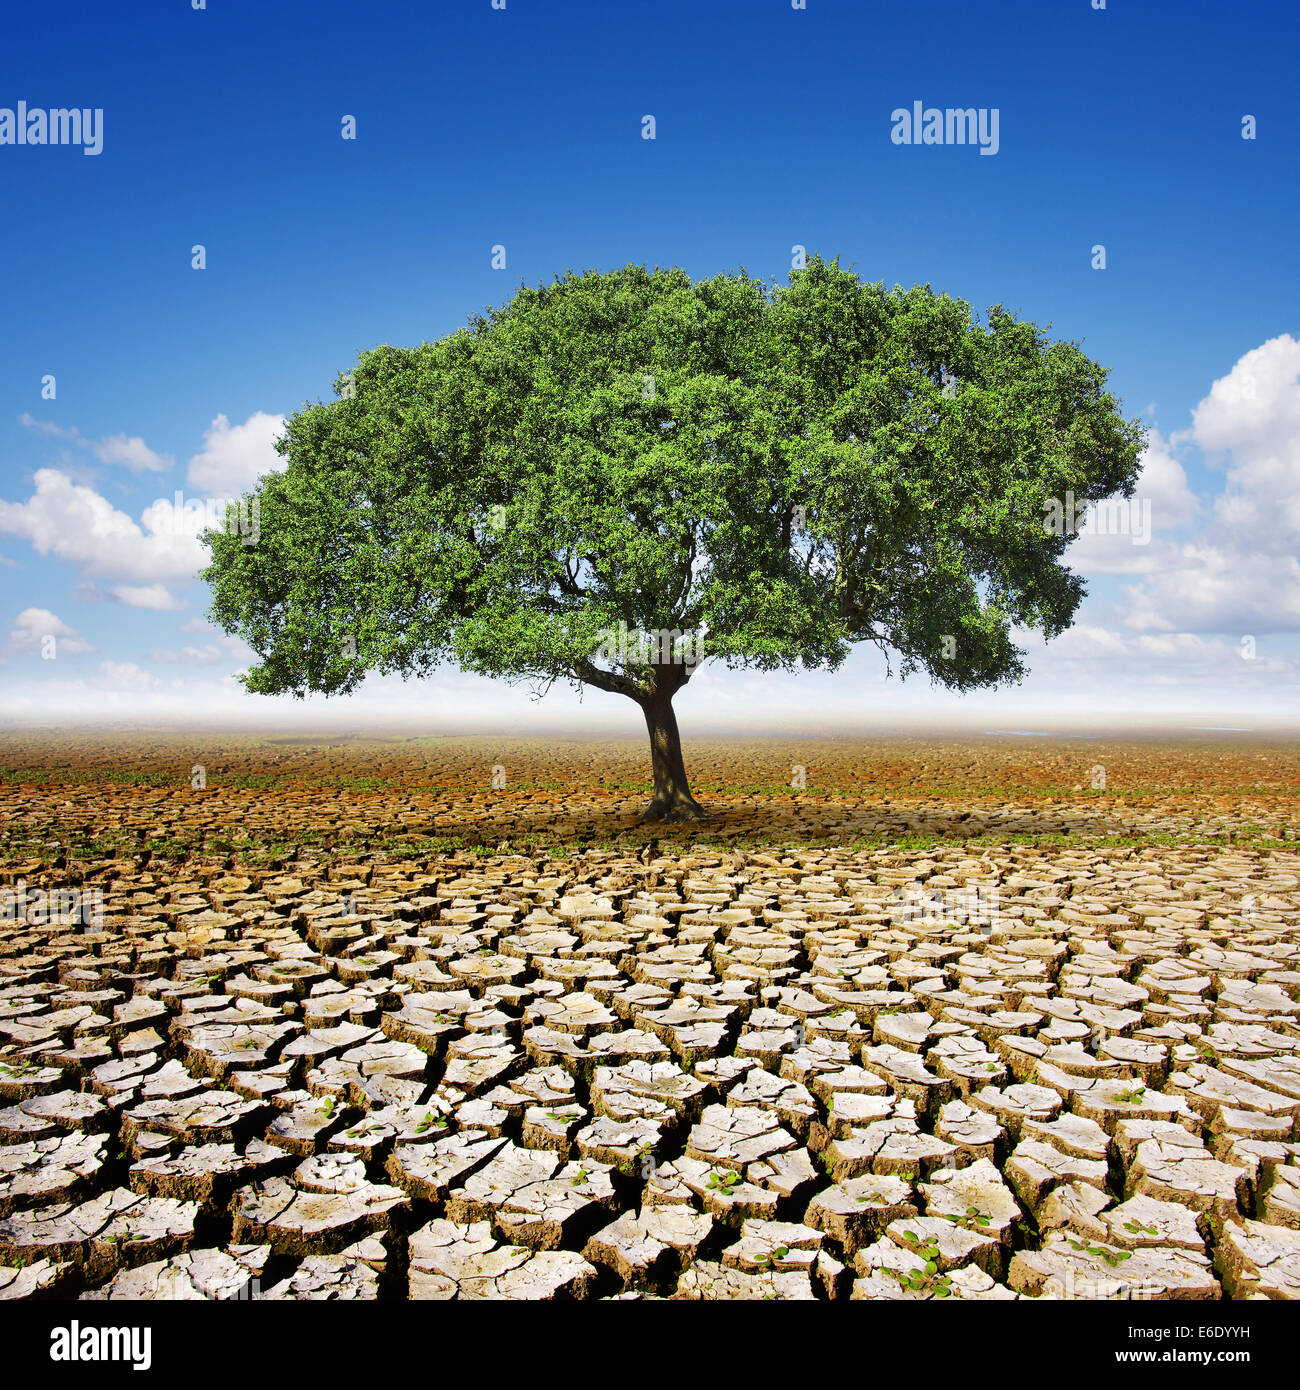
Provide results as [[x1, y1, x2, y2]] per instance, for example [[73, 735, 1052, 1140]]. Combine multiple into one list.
[[202, 258, 1143, 820]]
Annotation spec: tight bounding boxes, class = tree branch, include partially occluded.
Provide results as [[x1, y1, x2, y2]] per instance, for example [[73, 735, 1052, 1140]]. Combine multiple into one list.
[[572, 658, 647, 702]]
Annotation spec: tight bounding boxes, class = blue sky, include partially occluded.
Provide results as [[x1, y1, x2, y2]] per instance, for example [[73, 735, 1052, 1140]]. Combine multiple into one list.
[[2, 0, 1298, 729]]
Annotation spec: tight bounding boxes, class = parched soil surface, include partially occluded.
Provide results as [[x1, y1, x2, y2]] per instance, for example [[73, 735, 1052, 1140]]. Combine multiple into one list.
[[1, 731, 1299, 1301]]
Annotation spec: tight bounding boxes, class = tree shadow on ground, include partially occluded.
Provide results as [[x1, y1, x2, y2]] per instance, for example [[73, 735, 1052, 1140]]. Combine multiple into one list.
[[424, 793, 1209, 853]]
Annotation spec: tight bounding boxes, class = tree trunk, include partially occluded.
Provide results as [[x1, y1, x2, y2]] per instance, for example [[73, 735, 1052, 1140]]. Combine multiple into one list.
[[639, 687, 710, 822]]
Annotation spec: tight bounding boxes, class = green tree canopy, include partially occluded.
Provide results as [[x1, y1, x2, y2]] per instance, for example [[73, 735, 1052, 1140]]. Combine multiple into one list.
[[202, 257, 1144, 819]]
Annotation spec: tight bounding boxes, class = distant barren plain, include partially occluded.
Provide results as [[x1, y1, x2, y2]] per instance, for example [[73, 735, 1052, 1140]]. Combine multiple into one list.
[[2, 730, 1298, 1300]]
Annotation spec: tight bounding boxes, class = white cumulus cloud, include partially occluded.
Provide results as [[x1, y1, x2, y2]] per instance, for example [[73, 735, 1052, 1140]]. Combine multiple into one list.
[[18, 413, 172, 472], [186, 412, 285, 492], [96, 660, 162, 692], [1118, 336, 1300, 634], [0, 469, 207, 584], [110, 583, 186, 611], [7, 607, 94, 654]]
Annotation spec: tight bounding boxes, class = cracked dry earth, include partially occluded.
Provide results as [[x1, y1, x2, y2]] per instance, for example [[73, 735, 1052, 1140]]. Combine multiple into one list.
[[4, 837, 1300, 1301]]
